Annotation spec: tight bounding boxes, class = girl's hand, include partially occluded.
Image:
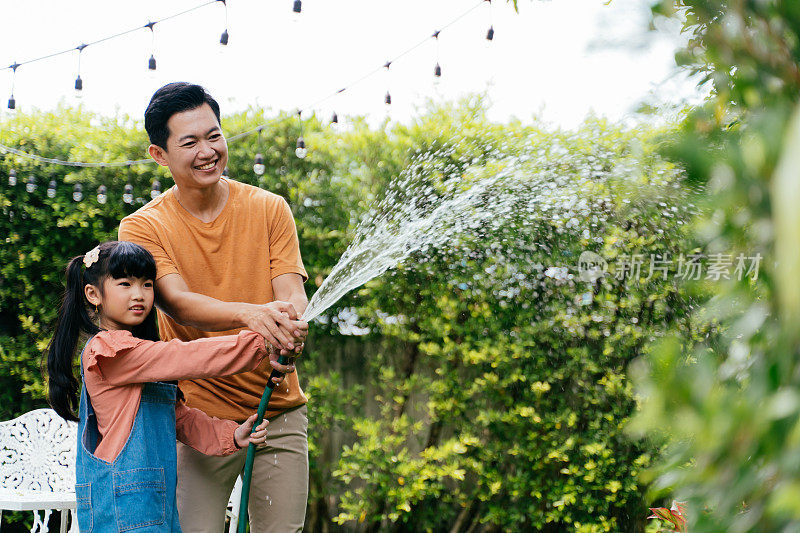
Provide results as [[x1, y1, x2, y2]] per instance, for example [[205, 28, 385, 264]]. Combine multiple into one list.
[[234, 414, 269, 449], [268, 346, 294, 384]]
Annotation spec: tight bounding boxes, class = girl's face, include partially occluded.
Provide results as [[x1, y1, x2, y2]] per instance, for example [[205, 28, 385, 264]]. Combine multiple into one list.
[[86, 276, 155, 331]]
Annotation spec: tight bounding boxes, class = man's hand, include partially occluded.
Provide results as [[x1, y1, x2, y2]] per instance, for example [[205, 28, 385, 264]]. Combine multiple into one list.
[[241, 301, 307, 373]]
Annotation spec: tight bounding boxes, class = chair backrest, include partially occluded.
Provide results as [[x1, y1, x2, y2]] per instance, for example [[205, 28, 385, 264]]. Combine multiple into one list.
[[0, 408, 77, 494]]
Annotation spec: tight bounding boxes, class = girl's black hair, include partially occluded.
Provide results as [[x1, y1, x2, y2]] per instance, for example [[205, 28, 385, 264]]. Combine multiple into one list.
[[47, 241, 160, 421]]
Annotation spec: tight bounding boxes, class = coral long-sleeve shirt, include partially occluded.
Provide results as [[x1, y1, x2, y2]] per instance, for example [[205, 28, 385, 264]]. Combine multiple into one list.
[[82, 329, 267, 462]]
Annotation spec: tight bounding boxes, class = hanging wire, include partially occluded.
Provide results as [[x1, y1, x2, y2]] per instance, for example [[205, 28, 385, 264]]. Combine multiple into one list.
[[1, 1, 217, 73], [0, 144, 152, 167]]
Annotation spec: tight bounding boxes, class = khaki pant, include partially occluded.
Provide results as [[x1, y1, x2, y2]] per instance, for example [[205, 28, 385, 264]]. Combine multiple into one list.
[[176, 405, 309, 533]]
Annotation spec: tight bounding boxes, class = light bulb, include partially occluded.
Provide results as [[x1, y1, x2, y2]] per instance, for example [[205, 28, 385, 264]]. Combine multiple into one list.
[[385, 92, 392, 106], [47, 180, 57, 198], [97, 185, 107, 204], [73, 184, 83, 202], [253, 154, 266, 176], [8, 169, 17, 186], [26, 175, 36, 194], [74, 76, 83, 99], [7, 95, 16, 111], [123, 184, 134, 204], [292, 0, 302, 22], [220, 30, 229, 46], [151, 180, 162, 199], [295, 137, 307, 159], [148, 55, 157, 80]]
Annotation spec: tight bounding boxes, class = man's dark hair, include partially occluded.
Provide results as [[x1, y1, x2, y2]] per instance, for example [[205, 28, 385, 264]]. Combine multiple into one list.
[[144, 82, 221, 150]]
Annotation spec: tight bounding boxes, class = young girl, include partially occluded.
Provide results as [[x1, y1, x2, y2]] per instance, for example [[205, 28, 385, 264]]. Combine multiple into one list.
[[47, 241, 282, 532]]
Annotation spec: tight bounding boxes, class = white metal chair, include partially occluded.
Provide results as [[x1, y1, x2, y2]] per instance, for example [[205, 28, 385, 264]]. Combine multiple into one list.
[[0, 409, 78, 533], [225, 476, 243, 533]]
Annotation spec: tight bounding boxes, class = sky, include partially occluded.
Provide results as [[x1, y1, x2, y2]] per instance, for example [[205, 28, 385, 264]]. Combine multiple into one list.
[[0, 0, 705, 132]]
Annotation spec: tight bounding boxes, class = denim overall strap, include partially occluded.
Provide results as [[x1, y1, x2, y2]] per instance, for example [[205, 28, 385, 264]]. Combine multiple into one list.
[[75, 336, 182, 532]]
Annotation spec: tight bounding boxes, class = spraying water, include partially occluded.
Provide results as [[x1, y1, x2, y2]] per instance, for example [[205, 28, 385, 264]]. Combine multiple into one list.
[[301, 138, 677, 322]]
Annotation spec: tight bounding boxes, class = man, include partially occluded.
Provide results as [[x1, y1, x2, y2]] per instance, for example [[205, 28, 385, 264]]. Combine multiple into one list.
[[119, 82, 310, 532]]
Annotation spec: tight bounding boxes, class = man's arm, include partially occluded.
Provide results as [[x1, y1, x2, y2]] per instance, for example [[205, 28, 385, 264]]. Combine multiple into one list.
[[272, 273, 309, 359], [272, 273, 308, 316], [156, 273, 307, 372]]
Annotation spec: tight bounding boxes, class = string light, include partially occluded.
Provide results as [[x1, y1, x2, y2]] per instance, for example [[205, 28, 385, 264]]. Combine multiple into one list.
[[295, 111, 307, 159], [292, 0, 302, 23], [253, 153, 265, 175], [97, 185, 107, 204], [74, 44, 87, 98], [8, 62, 20, 110], [146, 21, 158, 74], [331, 111, 338, 125], [47, 180, 57, 198], [485, 0, 494, 42], [384, 61, 392, 106], [151, 180, 161, 199], [253, 128, 265, 175], [3, 1, 219, 76], [26, 175, 36, 194], [8, 169, 17, 186], [432, 30, 442, 83], [73, 183, 83, 202], [123, 183, 134, 204], [218, 0, 229, 46], [1, 0, 488, 168]]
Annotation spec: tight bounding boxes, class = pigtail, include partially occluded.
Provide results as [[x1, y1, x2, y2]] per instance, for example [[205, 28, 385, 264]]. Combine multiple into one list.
[[47, 256, 100, 422]]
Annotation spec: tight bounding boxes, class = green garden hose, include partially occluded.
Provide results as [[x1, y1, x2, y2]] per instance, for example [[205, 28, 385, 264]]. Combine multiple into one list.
[[237, 354, 289, 533]]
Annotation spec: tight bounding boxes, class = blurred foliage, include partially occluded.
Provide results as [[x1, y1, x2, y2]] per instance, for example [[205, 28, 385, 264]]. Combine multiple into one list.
[[627, 0, 800, 531], [1, 99, 693, 532]]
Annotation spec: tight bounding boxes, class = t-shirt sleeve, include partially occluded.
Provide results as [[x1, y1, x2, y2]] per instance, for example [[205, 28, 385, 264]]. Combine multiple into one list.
[[268, 197, 308, 281], [118, 215, 179, 280]]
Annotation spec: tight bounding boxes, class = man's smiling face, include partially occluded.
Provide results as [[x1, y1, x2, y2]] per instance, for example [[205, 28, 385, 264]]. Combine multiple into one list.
[[156, 103, 228, 190]]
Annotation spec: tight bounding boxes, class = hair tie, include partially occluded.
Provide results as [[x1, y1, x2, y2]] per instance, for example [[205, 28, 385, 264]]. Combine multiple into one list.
[[83, 246, 100, 268]]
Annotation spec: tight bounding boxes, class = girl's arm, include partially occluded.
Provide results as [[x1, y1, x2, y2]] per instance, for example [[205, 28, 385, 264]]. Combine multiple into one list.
[[175, 400, 269, 456], [85, 329, 268, 386]]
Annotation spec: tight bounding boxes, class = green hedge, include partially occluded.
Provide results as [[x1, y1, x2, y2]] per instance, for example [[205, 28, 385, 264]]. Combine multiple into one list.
[[1, 100, 693, 532]]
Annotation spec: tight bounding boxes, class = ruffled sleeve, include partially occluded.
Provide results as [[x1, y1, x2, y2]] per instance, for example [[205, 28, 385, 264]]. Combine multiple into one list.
[[84, 330, 146, 381]]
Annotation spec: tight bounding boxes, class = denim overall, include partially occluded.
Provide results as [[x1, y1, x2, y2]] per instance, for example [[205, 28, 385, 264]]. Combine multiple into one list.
[[75, 338, 182, 532]]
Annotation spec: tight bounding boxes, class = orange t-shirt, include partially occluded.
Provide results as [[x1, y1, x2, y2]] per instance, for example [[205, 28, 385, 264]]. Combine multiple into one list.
[[118, 178, 308, 421]]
